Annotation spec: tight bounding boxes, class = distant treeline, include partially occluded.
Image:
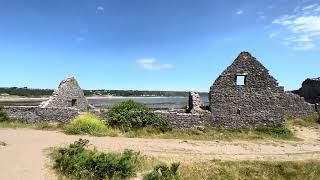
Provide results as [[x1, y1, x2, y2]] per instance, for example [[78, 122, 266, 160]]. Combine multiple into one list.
[[0, 87, 207, 97]]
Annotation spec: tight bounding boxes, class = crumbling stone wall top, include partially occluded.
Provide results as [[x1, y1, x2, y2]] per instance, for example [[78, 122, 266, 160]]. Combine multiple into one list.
[[39, 77, 89, 111]]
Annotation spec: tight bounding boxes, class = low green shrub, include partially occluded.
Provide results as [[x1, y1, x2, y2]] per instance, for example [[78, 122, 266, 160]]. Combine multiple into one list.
[[107, 100, 171, 132], [64, 113, 108, 136], [0, 106, 10, 122], [255, 127, 295, 139], [51, 139, 139, 180], [144, 162, 181, 180]]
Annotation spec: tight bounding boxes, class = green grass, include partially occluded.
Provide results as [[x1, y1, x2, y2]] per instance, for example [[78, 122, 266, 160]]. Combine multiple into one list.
[[122, 126, 297, 141], [0, 121, 297, 141], [137, 156, 320, 180], [64, 113, 109, 136], [0, 120, 63, 130]]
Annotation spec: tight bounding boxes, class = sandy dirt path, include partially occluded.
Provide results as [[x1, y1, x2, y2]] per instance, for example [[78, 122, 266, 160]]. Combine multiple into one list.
[[0, 128, 320, 180]]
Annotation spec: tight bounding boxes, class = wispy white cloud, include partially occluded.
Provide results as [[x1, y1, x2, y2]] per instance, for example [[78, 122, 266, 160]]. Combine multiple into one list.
[[269, 32, 278, 38], [236, 10, 243, 15], [137, 58, 173, 70], [302, 4, 318, 11], [272, 3, 320, 50], [97, 6, 104, 11], [75, 36, 85, 42]]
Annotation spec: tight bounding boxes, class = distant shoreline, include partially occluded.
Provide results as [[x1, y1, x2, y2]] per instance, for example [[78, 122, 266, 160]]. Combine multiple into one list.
[[0, 96, 187, 102]]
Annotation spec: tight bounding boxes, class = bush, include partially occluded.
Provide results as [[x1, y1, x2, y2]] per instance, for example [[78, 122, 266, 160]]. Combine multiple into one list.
[[144, 162, 181, 180], [0, 106, 10, 122], [107, 100, 172, 132], [64, 113, 108, 136], [51, 139, 139, 180], [255, 127, 295, 139]]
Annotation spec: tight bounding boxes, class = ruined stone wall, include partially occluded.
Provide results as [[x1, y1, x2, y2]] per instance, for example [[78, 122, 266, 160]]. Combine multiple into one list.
[[2, 106, 80, 123], [154, 110, 210, 128], [209, 52, 285, 128], [284, 92, 315, 118]]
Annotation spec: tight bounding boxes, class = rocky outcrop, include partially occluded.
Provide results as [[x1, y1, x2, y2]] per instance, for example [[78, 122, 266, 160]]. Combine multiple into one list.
[[40, 77, 90, 111], [187, 92, 204, 113], [293, 77, 320, 104]]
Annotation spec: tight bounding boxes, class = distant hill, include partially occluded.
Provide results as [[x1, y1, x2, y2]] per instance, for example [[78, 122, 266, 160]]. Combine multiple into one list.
[[0, 87, 208, 98]]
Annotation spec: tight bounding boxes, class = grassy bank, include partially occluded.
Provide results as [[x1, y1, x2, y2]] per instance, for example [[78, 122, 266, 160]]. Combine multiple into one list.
[[0, 120, 298, 141], [139, 157, 320, 180], [50, 139, 320, 180]]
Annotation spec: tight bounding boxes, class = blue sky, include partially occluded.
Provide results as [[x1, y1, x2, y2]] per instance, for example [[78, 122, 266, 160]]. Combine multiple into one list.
[[0, 0, 319, 91]]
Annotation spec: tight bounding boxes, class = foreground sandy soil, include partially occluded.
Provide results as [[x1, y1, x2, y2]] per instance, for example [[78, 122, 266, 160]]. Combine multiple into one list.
[[0, 128, 320, 180]]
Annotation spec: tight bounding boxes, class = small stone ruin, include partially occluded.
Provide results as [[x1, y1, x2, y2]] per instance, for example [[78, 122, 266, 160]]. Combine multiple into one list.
[[40, 77, 90, 111], [1, 77, 94, 123], [187, 92, 204, 113]]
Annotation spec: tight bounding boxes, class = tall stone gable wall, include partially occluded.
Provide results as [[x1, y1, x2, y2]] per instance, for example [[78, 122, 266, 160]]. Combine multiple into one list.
[[209, 52, 285, 128], [40, 77, 89, 111]]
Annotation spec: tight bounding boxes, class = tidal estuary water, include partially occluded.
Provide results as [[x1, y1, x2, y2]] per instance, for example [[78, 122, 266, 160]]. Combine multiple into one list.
[[0, 96, 209, 110]]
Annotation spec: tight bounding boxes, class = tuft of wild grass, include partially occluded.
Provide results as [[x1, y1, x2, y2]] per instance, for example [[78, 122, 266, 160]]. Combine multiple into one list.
[[143, 162, 181, 180], [286, 113, 320, 127], [64, 113, 109, 136]]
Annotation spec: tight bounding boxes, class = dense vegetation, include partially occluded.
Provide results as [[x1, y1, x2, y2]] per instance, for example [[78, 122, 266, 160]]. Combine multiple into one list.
[[64, 113, 108, 136], [0, 87, 207, 97], [0, 87, 53, 97], [51, 139, 139, 180], [107, 100, 172, 132], [0, 106, 9, 122]]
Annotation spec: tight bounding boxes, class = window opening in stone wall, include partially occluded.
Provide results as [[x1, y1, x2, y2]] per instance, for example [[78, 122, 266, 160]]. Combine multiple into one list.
[[235, 75, 247, 86], [71, 99, 77, 106]]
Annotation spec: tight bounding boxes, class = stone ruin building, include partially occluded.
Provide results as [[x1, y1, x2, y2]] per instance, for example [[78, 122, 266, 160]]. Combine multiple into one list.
[[208, 52, 316, 128], [40, 77, 90, 111], [1, 77, 92, 123], [157, 52, 316, 129]]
